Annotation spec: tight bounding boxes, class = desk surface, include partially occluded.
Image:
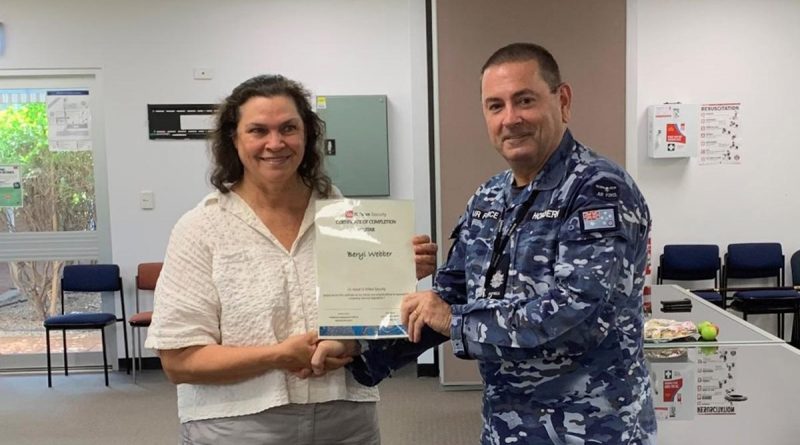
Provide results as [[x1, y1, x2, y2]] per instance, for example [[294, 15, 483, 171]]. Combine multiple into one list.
[[647, 285, 784, 347], [652, 342, 800, 444], [649, 285, 797, 443]]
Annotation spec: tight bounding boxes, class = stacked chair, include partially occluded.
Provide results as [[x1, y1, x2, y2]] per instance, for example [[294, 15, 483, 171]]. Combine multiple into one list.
[[723, 243, 800, 339], [790, 250, 800, 347], [657, 244, 725, 308]]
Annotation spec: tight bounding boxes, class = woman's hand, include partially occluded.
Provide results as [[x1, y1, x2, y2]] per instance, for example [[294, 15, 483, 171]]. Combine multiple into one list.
[[158, 333, 319, 385], [277, 331, 318, 371]]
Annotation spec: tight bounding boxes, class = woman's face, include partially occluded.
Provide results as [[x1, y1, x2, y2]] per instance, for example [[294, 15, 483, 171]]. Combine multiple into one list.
[[234, 95, 306, 189]]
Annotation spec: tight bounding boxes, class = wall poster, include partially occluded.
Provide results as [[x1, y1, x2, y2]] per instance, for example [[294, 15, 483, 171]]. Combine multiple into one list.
[[46, 90, 92, 152], [0, 165, 23, 207], [699, 103, 741, 165]]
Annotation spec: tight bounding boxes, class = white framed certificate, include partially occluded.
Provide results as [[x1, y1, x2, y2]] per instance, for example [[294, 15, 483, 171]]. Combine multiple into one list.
[[315, 199, 416, 339]]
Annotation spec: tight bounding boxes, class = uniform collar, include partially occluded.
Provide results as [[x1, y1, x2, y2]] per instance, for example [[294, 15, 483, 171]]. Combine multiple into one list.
[[503, 129, 575, 206], [530, 129, 575, 191]]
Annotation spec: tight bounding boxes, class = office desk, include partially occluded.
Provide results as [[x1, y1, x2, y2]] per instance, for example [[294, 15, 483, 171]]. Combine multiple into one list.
[[647, 285, 784, 347], [648, 285, 798, 443], [651, 343, 800, 444]]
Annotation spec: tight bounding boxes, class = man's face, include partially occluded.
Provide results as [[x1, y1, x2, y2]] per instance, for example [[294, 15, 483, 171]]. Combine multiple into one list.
[[481, 60, 572, 184]]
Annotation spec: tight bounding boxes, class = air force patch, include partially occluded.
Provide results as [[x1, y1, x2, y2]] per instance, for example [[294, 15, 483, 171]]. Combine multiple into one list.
[[593, 178, 619, 200], [580, 207, 618, 232], [471, 208, 501, 221]]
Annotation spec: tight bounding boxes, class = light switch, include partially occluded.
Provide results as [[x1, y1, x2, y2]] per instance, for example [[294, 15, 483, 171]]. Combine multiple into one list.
[[140, 191, 155, 210]]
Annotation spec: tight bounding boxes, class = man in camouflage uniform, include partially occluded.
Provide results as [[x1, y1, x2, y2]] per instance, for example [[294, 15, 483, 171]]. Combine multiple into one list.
[[345, 42, 656, 444]]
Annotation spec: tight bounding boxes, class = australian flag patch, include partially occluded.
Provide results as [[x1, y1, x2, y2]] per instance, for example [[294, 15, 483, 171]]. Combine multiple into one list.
[[579, 207, 618, 232]]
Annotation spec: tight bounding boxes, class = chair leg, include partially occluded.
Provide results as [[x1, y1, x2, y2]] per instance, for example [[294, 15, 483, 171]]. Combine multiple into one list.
[[101, 327, 109, 387], [122, 322, 130, 375], [46, 329, 52, 388], [62, 330, 68, 376], [779, 314, 785, 339], [138, 328, 144, 373], [137, 328, 143, 373], [131, 327, 137, 383]]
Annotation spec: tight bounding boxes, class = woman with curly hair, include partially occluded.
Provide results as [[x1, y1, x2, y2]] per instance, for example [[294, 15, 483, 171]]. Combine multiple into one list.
[[146, 74, 436, 445]]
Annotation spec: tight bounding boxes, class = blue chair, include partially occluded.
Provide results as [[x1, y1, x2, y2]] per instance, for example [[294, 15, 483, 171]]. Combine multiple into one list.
[[724, 243, 800, 339], [790, 250, 800, 347], [657, 244, 724, 308], [792, 250, 800, 287], [44, 264, 129, 387]]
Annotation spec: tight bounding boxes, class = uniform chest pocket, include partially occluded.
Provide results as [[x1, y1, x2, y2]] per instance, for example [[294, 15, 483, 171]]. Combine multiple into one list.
[[513, 218, 561, 284], [462, 214, 501, 261], [466, 207, 502, 235]]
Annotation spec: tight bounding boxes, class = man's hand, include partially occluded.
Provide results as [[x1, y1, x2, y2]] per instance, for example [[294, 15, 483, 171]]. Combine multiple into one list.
[[413, 235, 438, 280], [310, 340, 358, 376], [401, 290, 452, 343]]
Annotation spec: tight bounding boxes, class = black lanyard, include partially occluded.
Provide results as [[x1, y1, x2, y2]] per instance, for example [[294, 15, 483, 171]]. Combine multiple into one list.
[[485, 191, 538, 298]]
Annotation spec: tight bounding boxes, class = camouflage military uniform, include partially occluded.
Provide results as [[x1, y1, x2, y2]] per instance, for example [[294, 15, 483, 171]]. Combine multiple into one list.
[[350, 130, 656, 444]]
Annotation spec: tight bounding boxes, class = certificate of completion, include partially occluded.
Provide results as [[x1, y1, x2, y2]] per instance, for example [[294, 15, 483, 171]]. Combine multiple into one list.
[[315, 199, 416, 339]]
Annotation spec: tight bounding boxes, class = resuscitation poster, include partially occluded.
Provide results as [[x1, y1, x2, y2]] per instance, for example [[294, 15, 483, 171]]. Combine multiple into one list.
[[699, 103, 741, 165]]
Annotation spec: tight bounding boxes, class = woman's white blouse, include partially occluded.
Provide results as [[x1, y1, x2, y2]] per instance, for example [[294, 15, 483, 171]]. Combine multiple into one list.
[[145, 189, 379, 423]]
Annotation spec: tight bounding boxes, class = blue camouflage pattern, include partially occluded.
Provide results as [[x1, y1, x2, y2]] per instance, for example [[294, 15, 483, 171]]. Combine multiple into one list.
[[348, 130, 656, 444]]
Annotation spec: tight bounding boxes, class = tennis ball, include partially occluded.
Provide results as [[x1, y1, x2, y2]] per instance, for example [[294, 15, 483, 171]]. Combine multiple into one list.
[[700, 325, 718, 341]]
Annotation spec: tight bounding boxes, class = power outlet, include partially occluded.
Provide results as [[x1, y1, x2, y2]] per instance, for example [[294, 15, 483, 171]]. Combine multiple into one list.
[[193, 68, 213, 80]]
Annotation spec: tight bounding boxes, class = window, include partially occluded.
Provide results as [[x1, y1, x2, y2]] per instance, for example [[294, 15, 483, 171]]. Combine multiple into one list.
[[0, 70, 111, 370]]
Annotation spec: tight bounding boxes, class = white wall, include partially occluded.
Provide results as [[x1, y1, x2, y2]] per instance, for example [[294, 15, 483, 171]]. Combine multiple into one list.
[[628, 0, 800, 335], [1, 0, 430, 358]]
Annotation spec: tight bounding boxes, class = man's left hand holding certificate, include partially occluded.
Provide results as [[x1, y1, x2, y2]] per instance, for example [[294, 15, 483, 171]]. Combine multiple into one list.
[[315, 199, 416, 339]]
